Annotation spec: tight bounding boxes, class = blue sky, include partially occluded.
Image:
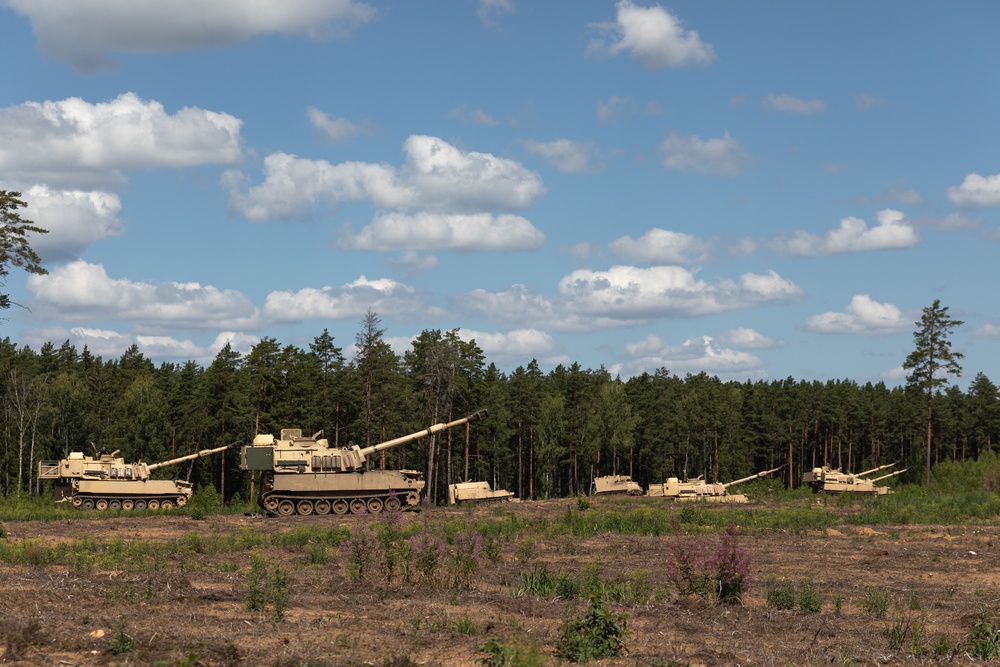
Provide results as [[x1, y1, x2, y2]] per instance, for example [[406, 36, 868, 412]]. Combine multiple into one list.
[[1, 0, 998, 387]]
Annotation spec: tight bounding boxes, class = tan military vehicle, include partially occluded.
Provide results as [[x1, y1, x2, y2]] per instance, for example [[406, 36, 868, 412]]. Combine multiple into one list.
[[591, 475, 643, 496], [242, 410, 488, 516], [802, 462, 907, 495], [448, 480, 515, 505], [647, 466, 784, 503], [38, 442, 238, 510]]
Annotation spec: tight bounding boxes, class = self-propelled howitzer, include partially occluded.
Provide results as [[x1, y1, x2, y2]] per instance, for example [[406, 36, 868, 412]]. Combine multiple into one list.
[[38, 442, 238, 510], [242, 410, 488, 516], [647, 465, 785, 503], [802, 463, 907, 495]]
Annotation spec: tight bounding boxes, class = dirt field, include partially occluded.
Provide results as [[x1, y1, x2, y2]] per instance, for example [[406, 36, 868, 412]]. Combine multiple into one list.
[[1, 497, 998, 666]]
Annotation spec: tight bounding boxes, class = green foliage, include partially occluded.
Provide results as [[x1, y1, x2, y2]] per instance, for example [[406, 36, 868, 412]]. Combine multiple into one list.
[[765, 579, 796, 610], [0, 190, 48, 311], [109, 615, 135, 655], [967, 608, 1000, 660], [478, 638, 546, 667], [554, 597, 629, 663], [861, 585, 891, 619], [245, 553, 289, 621], [796, 578, 823, 614], [455, 616, 481, 636]]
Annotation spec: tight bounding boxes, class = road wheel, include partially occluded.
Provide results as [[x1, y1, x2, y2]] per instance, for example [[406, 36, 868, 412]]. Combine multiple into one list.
[[385, 496, 401, 512], [332, 499, 349, 515], [134, 500, 147, 510], [160, 500, 173, 510], [109, 500, 121, 509], [81, 499, 95, 509], [96, 499, 108, 510], [278, 500, 295, 516], [313, 500, 331, 515], [297, 500, 314, 515], [349, 498, 367, 514], [147, 500, 160, 510], [367, 498, 384, 514], [122, 500, 134, 510]]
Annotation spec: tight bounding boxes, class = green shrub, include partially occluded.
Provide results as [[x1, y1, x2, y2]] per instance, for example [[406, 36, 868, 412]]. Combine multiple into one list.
[[861, 585, 891, 618], [110, 615, 135, 655], [478, 638, 545, 667], [797, 578, 823, 614], [245, 552, 289, 621], [554, 597, 629, 663], [968, 608, 1000, 660], [765, 579, 796, 610]]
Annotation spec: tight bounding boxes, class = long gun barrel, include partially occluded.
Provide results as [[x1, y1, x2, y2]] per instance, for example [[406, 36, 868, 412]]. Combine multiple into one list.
[[358, 410, 488, 458], [722, 465, 785, 489], [856, 462, 898, 477], [872, 468, 908, 483], [147, 441, 240, 471]]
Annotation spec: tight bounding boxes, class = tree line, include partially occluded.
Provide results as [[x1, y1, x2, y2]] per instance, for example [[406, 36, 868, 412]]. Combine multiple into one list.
[[2, 306, 998, 505]]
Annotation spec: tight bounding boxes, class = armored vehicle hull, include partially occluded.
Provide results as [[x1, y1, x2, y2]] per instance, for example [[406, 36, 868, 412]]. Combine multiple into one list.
[[592, 475, 643, 496], [260, 468, 425, 515], [243, 410, 488, 516], [38, 443, 237, 510], [448, 481, 515, 505]]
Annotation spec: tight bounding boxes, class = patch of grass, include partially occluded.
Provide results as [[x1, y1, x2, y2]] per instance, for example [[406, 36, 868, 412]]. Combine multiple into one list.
[[455, 615, 481, 635], [861, 584, 891, 619], [478, 637, 546, 667]]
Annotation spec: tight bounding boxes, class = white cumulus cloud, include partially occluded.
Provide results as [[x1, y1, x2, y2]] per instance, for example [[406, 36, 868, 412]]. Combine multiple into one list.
[[341, 212, 544, 252], [25, 260, 260, 331], [522, 139, 602, 174], [307, 107, 370, 144], [457, 328, 566, 365], [224, 135, 546, 220], [614, 333, 765, 380], [17, 185, 123, 261], [261, 275, 437, 324], [609, 229, 712, 265], [773, 209, 919, 257], [0, 93, 243, 189], [763, 93, 827, 115], [21, 327, 259, 365], [661, 131, 749, 176], [716, 327, 784, 349], [6, 0, 376, 72], [804, 294, 910, 335], [587, 1, 715, 69], [458, 267, 803, 332], [947, 173, 1000, 207]]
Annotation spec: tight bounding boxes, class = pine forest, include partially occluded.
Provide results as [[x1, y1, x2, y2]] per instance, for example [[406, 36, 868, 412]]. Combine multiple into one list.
[[2, 311, 999, 506]]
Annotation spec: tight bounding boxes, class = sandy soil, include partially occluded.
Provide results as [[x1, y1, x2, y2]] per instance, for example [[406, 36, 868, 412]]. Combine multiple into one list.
[[0, 497, 998, 666]]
